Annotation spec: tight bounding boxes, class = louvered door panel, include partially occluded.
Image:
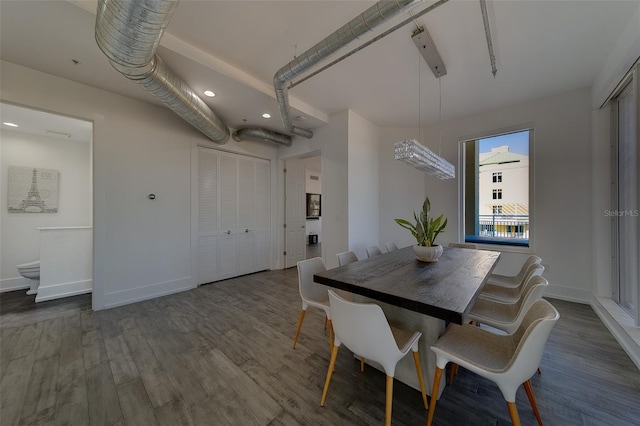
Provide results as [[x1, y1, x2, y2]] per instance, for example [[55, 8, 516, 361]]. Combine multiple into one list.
[[197, 147, 218, 284]]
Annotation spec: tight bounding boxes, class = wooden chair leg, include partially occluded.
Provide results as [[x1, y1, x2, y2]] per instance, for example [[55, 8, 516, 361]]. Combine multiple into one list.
[[507, 401, 521, 426], [320, 345, 339, 406], [523, 380, 543, 426], [385, 375, 394, 426], [427, 367, 443, 426], [327, 319, 334, 350], [292, 309, 306, 349], [448, 363, 458, 385], [412, 351, 428, 409], [360, 357, 365, 373]]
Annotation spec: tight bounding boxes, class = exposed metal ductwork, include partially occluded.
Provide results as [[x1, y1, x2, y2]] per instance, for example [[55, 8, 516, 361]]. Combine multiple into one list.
[[95, 0, 285, 147], [233, 127, 293, 147], [273, 0, 424, 138], [96, 0, 231, 144]]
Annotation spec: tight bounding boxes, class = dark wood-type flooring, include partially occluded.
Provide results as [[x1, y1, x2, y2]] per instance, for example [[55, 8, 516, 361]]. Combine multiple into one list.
[[1, 268, 639, 425]]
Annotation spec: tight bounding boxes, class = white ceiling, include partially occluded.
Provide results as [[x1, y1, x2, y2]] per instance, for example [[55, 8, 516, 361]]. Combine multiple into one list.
[[0, 0, 638, 138], [1, 102, 93, 143]]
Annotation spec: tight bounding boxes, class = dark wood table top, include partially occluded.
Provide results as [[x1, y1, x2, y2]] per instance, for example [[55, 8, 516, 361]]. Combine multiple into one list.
[[314, 246, 501, 324]]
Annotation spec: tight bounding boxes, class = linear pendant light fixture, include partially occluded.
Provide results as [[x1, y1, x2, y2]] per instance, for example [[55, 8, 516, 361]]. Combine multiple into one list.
[[395, 26, 455, 180]]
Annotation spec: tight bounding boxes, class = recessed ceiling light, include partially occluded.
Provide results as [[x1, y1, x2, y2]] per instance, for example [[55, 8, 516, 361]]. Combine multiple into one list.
[[262, 113, 271, 119], [203, 90, 215, 97], [2, 122, 18, 127]]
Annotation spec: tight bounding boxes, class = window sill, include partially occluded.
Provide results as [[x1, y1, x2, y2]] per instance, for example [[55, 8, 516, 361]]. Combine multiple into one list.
[[592, 296, 640, 370], [465, 236, 528, 247]]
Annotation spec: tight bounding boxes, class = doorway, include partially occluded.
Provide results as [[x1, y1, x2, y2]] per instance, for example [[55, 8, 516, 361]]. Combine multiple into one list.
[[284, 154, 322, 267], [0, 102, 93, 301]]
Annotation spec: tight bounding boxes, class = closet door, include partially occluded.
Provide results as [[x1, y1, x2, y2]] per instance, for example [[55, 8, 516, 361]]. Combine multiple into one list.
[[254, 161, 270, 271], [218, 153, 239, 279], [237, 158, 256, 275], [197, 148, 219, 285], [197, 148, 270, 283]]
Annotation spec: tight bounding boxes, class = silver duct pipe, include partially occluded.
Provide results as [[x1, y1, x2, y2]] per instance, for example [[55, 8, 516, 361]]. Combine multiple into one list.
[[233, 127, 293, 147], [273, 0, 423, 138], [479, 0, 497, 77], [95, 0, 231, 144]]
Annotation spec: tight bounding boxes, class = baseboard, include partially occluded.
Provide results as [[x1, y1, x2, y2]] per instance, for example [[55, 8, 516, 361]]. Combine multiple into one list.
[[591, 296, 640, 371], [0, 277, 31, 293], [35, 279, 92, 302], [544, 284, 592, 304], [103, 276, 194, 309]]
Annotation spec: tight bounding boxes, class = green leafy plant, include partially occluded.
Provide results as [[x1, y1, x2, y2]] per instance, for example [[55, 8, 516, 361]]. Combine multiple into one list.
[[394, 196, 447, 247]]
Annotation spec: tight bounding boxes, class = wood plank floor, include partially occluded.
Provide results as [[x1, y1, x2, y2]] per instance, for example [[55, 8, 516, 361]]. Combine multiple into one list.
[[1, 268, 639, 426]]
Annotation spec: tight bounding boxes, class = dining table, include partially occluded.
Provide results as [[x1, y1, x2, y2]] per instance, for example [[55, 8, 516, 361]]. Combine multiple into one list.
[[314, 245, 501, 398]]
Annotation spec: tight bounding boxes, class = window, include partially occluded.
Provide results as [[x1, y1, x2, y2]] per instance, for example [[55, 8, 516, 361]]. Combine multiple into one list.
[[461, 128, 533, 247], [612, 78, 639, 325]]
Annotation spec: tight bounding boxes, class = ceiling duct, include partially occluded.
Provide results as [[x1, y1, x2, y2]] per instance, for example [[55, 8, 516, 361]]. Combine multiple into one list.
[[273, 0, 424, 139], [95, 0, 230, 144], [95, 0, 294, 147], [232, 127, 293, 147]]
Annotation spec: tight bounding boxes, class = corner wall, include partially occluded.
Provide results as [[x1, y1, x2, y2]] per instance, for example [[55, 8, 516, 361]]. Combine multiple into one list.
[[347, 111, 380, 260]]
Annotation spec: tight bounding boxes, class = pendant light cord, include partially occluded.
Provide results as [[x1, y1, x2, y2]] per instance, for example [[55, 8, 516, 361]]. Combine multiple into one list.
[[418, 47, 422, 143], [438, 77, 442, 156]]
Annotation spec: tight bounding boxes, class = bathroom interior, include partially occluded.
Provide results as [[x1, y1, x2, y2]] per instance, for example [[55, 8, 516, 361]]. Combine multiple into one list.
[[1, 102, 93, 303]]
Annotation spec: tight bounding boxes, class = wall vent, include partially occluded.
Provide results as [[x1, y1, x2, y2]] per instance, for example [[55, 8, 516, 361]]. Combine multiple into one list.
[[310, 175, 319, 181]]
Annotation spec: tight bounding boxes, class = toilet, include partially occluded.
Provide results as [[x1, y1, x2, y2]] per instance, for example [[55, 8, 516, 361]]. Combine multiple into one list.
[[16, 260, 40, 295]]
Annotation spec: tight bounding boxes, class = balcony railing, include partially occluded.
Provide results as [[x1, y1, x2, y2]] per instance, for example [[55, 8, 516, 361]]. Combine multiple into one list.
[[478, 214, 529, 239]]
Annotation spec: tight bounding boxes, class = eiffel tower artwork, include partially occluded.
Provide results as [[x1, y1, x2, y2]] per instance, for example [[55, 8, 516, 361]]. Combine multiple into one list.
[[8, 166, 59, 213]]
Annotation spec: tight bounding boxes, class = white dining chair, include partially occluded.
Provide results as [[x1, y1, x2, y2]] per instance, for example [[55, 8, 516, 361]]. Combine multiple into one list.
[[293, 257, 333, 350], [384, 241, 399, 252], [336, 251, 359, 266], [321, 290, 428, 426], [448, 242, 477, 249], [427, 299, 559, 426], [469, 275, 549, 334], [480, 263, 545, 304], [488, 255, 542, 288], [366, 245, 383, 258]]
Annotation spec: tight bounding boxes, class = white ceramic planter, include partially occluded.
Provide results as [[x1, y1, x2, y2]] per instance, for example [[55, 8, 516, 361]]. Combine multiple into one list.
[[413, 244, 443, 262]]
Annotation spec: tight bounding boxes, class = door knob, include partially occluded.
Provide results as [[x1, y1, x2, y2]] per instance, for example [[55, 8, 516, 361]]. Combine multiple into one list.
[[245, 229, 249, 233], [226, 230, 231, 234]]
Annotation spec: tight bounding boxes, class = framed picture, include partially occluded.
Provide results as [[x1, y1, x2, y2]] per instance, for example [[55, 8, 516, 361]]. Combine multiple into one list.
[[306, 193, 321, 218]]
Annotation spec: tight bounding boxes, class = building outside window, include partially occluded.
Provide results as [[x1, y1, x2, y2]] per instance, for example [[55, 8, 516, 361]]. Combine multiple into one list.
[[461, 129, 532, 247]]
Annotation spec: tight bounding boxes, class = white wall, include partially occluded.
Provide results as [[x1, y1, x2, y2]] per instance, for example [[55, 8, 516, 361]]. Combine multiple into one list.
[[0, 128, 91, 291], [347, 110, 380, 260], [1, 60, 279, 309], [378, 126, 427, 250], [379, 88, 594, 302], [592, 3, 640, 109]]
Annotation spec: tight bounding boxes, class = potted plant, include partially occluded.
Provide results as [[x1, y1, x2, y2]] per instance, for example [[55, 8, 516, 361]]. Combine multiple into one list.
[[394, 196, 448, 262]]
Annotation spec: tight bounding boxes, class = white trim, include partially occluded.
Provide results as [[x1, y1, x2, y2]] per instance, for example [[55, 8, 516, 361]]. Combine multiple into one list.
[[35, 279, 92, 302], [0, 277, 31, 293], [544, 285, 592, 304], [103, 276, 194, 309], [592, 296, 640, 371]]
